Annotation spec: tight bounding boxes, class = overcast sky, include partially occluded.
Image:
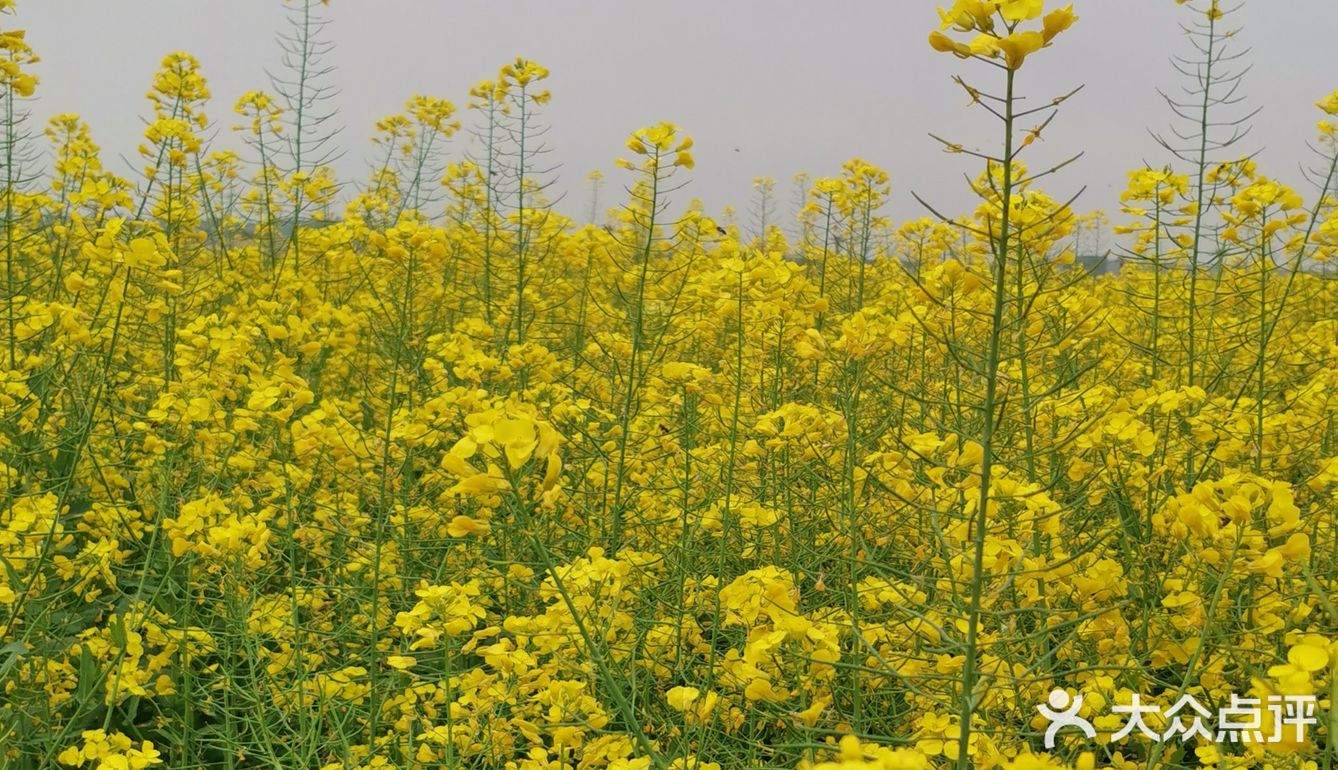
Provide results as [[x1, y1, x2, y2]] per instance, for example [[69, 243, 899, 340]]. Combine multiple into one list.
[[15, 1, 1338, 227]]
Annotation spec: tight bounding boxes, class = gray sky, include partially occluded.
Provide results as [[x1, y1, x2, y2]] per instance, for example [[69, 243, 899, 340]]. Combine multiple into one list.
[[17, 1, 1338, 226]]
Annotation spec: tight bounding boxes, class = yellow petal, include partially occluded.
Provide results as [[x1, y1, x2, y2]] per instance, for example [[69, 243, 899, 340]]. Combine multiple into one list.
[[542, 453, 562, 491], [1288, 643, 1329, 672], [446, 515, 491, 538], [666, 686, 700, 711], [1042, 5, 1078, 42], [1279, 532, 1310, 561], [451, 474, 510, 497], [441, 453, 480, 478], [386, 655, 416, 670], [997, 31, 1045, 70], [929, 31, 957, 52]]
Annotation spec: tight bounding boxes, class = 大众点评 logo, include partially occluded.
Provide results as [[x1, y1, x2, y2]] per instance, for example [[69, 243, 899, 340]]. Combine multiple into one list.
[[1037, 690, 1317, 748]]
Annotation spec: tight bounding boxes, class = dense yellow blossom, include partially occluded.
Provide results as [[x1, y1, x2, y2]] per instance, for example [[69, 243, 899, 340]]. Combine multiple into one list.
[[0, 2, 1333, 770]]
